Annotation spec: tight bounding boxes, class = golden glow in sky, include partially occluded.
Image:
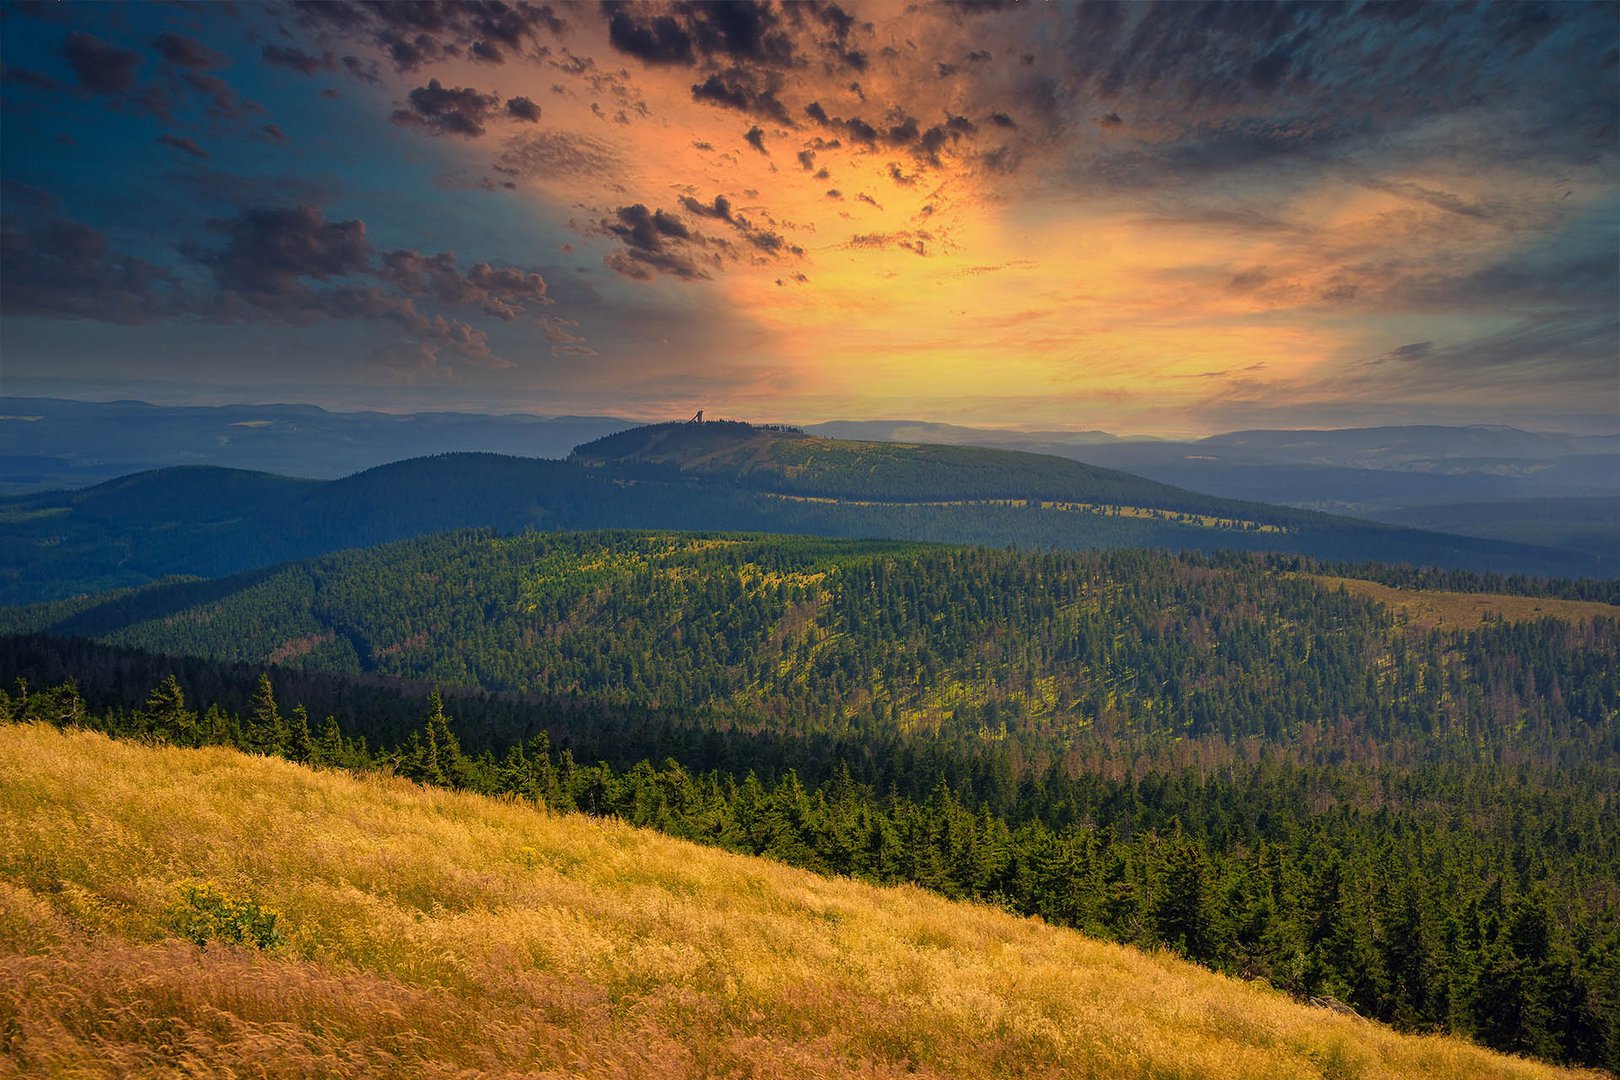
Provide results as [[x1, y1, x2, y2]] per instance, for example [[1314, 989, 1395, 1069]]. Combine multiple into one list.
[[2, 1, 1615, 433]]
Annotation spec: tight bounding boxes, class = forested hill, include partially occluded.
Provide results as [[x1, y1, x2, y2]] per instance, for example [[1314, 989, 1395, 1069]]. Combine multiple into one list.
[[572, 419, 1237, 509], [1, 421, 1605, 605], [9, 530, 1616, 755]]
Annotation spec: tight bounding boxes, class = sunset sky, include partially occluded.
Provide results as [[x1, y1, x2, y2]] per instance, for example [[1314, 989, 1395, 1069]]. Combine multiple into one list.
[[2, 0, 1616, 435]]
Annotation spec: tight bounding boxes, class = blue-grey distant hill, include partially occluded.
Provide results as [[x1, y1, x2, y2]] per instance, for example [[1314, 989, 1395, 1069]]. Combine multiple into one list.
[[0, 419, 1604, 606], [0, 397, 637, 494]]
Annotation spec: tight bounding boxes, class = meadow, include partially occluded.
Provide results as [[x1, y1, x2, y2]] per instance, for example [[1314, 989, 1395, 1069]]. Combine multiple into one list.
[[0, 722, 1599, 1079], [1310, 576, 1620, 629]]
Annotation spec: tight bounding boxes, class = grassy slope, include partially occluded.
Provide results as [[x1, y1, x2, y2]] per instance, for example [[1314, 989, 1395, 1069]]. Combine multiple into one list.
[[0, 724, 1595, 1080], [1313, 575, 1620, 630]]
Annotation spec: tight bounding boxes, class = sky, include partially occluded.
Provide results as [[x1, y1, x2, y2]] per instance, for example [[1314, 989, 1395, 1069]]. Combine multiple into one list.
[[1, 1, 1616, 436]]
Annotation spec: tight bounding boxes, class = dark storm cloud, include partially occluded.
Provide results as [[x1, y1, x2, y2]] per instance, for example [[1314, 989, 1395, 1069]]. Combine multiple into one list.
[[606, 9, 695, 65], [0, 215, 181, 324], [691, 70, 791, 125], [295, 1, 567, 71], [392, 79, 501, 136], [261, 44, 337, 75], [605, 1, 796, 69], [805, 102, 875, 146], [800, 98, 974, 169], [603, 1, 873, 131], [60, 31, 140, 94], [599, 203, 713, 281], [183, 204, 555, 362], [677, 193, 803, 256], [196, 205, 371, 295], [2, 196, 554, 367], [506, 95, 542, 122]]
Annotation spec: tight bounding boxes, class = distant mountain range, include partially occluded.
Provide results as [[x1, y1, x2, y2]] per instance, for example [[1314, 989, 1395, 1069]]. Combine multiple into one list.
[[5, 396, 1615, 571], [0, 397, 635, 494], [1, 419, 1604, 606], [6, 399, 1615, 504]]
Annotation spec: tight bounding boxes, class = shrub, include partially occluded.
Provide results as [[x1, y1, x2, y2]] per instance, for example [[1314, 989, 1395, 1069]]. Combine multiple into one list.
[[163, 880, 283, 950]]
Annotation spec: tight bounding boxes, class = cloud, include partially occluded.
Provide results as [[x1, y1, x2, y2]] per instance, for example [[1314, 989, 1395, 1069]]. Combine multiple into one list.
[[678, 193, 804, 256], [691, 69, 792, 125], [261, 44, 337, 75], [605, 2, 796, 69], [497, 129, 621, 179], [60, 31, 139, 94], [845, 230, 932, 256], [607, 10, 696, 66], [342, 55, 381, 85], [600, 203, 710, 280], [2, 65, 64, 92], [744, 125, 768, 155], [1387, 341, 1433, 361], [151, 33, 220, 70], [182, 205, 558, 364], [296, 1, 567, 72], [0, 203, 554, 370], [392, 79, 501, 137], [156, 134, 209, 160], [367, 339, 455, 380], [0, 215, 182, 324], [194, 205, 371, 295], [181, 71, 259, 121], [506, 95, 541, 122], [379, 250, 550, 319]]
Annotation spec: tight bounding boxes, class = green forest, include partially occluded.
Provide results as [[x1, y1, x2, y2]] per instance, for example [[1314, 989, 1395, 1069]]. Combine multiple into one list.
[[2, 526, 1617, 1070], [10, 531, 1616, 753]]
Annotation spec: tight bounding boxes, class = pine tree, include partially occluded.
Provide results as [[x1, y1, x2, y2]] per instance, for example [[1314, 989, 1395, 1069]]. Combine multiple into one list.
[[286, 705, 314, 763], [245, 673, 288, 756], [139, 675, 197, 745], [1153, 835, 1216, 963]]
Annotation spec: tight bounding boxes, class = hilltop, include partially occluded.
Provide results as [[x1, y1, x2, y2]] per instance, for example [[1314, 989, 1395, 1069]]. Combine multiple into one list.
[[0, 721, 1597, 1080], [2, 421, 1602, 606], [573, 420, 1240, 509]]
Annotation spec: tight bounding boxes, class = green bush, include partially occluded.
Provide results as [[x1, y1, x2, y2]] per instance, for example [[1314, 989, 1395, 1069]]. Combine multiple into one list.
[[164, 880, 283, 950]]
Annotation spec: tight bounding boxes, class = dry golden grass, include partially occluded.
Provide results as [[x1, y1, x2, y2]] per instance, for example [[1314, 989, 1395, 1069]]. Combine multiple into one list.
[[0, 724, 1599, 1079], [1310, 576, 1619, 630]]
